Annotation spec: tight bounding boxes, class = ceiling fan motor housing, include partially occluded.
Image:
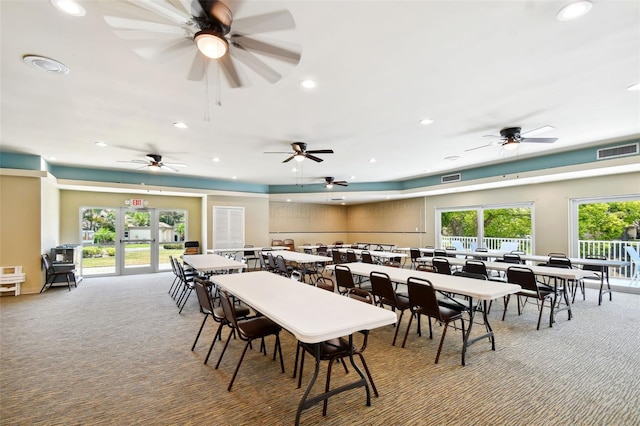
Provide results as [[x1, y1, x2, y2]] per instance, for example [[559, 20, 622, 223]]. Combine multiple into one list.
[[500, 127, 522, 140]]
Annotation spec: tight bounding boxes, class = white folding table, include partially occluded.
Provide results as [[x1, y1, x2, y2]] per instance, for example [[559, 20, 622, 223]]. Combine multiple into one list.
[[182, 254, 247, 274], [210, 271, 397, 425], [326, 262, 521, 365]]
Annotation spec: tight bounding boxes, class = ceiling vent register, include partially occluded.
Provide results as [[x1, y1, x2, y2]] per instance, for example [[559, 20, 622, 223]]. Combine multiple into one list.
[[596, 143, 638, 160], [441, 173, 462, 183]]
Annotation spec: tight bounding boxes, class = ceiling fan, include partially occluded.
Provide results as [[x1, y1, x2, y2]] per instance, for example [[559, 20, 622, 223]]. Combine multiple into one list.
[[466, 125, 558, 152], [101, 0, 301, 88], [324, 177, 348, 189], [265, 142, 334, 163], [118, 154, 186, 172]]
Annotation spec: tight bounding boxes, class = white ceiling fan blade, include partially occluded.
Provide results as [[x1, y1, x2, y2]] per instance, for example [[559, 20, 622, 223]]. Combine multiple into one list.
[[230, 46, 281, 83], [131, 0, 193, 25], [520, 137, 558, 144], [133, 38, 194, 60], [104, 15, 186, 34], [161, 164, 180, 172], [522, 125, 554, 137], [169, 0, 204, 17], [163, 162, 186, 167], [117, 159, 148, 164], [187, 52, 208, 81], [465, 143, 493, 152], [232, 10, 295, 35], [114, 29, 186, 41]]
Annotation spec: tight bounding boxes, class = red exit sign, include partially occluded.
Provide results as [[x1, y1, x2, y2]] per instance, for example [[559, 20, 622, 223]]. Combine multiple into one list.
[[130, 198, 144, 207]]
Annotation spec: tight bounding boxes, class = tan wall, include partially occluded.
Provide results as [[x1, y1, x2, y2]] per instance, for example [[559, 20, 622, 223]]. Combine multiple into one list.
[[269, 202, 348, 247], [59, 191, 203, 244], [208, 195, 270, 250], [0, 175, 43, 294], [347, 198, 426, 248]]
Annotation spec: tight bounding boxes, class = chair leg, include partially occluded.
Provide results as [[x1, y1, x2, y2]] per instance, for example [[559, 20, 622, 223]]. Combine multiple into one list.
[[215, 329, 235, 369], [40, 276, 53, 293], [322, 358, 338, 416], [227, 341, 252, 391], [536, 297, 546, 330], [204, 322, 225, 365], [434, 322, 450, 364], [356, 353, 379, 397], [391, 310, 404, 346], [502, 295, 511, 321], [192, 314, 208, 351], [401, 312, 415, 348], [178, 288, 193, 313]]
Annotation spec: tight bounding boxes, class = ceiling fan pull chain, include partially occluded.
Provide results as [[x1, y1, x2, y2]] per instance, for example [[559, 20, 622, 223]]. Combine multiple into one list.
[[203, 63, 210, 122]]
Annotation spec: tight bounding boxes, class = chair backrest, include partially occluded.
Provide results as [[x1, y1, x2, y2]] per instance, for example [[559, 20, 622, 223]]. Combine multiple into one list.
[[548, 256, 571, 268], [433, 249, 447, 257], [361, 251, 374, 264], [169, 255, 178, 275], [432, 257, 452, 275], [290, 270, 303, 282], [41, 254, 54, 272], [501, 253, 522, 264], [271, 239, 284, 246], [625, 246, 640, 262], [267, 252, 277, 270], [347, 287, 374, 305], [184, 241, 200, 254], [243, 244, 256, 257], [506, 266, 540, 293], [463, 259, 488, 277], [346, 249, 358, 263], [407, 276, 442, 320], [315, 276, 335, 292], [331, 249, 344, 264], [410, 248, 421, 261], [194, 277, 215, 315], [334, 241, 344, 246], [582, 255, 606, 272], [258, 253, 268, 270], [276, 254, 289, 275], [219, 291, 245, 339], [335, 264, 355, 291], [453, 271, 488, 280], [548, 252, 567, 258], [416, 264, 435, 273], [370, 271, 396, 302]]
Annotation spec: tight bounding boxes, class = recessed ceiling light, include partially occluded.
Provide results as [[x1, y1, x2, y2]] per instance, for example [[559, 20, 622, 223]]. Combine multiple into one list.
[[232, 176, 237, 180], [291, 168, 297, 172], [286, 199, 291, 202], [369, 158, 376, 163], [627, 83, 640, 91], [50, 0, 85, 17], [212, 157, 220, 162], [23, 55, 69, 74], [94, 141, 108, 147], [557, 1, 592, 21], [173, 121, 188, 129], [444, 155, 460, 161], [350, 176, 356, 180], [299, 79, 317, 89], [419, 118, 434, 126]]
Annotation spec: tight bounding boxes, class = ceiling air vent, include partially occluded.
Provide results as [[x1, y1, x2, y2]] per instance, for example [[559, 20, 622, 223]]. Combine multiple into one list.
[[441, 173, 461, 183], [596, 143, 638, 160]]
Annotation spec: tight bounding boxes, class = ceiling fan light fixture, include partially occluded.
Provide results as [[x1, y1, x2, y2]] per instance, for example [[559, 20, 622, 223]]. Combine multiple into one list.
[[557, 1, 592, 21], [148, 164, 161, 171], [50, 0, 85, 17], [325, 183, 333, 189], [502, 140, 519, 151], [194, 30, 229, 59], [294, 154, 305, 162]]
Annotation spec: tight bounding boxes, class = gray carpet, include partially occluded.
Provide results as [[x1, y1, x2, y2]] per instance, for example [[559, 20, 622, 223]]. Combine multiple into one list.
[[1, 272, 639, 425]]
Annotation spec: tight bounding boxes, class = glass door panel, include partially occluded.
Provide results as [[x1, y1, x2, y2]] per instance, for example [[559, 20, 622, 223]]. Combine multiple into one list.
[[157, 210, 187, 271], [81, 208, 117, 276], [120, 209, 155, 274], [483, 207, 532, 253], [439, 209, 478, 250]]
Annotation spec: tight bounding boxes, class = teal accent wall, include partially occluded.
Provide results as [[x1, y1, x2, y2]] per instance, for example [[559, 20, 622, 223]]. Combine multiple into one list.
[[0, 152, 41, 170]]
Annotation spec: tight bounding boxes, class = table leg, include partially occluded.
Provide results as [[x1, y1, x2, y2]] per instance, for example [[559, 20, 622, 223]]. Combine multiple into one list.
[[461, 298, 496, 366], [295, 336, 370, 425]]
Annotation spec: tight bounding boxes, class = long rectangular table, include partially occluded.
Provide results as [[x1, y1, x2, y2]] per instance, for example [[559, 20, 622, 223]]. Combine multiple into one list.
[[207, 246, 288, 255], [210, 271, 397, 425], [417, 256, 598, 324], [326, 262, 521, 365], [182, 254, 247, 274]]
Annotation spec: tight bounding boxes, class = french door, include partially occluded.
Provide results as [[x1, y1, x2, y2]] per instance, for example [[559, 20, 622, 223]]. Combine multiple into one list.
[[82, 207, 186, 276]]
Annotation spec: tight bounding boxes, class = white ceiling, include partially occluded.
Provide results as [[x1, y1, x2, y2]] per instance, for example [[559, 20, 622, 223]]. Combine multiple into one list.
[[1, 1, 639, 196]]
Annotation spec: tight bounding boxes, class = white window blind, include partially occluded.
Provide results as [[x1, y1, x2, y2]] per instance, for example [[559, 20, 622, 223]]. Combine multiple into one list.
[[213, 206, 245, 249]]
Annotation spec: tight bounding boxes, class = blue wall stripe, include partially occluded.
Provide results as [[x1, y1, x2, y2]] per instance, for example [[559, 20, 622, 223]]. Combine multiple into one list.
[[1, 139, 636, 194]]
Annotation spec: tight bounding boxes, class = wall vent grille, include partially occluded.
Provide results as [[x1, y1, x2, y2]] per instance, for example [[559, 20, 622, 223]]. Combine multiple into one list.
[[596, 143, 638, 160], [441, 173, 461, 183]]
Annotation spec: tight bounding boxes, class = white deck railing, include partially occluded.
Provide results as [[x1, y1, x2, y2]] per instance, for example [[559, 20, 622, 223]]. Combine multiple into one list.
[[440, 236, 639, 281]]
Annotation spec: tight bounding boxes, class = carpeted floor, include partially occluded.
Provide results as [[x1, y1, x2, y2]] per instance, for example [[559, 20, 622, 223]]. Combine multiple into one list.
[[1, 272, 639, 425]]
